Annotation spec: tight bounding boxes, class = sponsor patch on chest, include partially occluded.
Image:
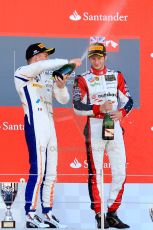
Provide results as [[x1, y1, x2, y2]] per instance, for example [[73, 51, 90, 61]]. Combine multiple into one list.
[[32, 83, 43, 88], [105, 75, 116, 81]]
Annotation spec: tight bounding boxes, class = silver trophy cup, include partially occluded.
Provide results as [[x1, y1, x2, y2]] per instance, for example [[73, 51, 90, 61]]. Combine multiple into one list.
[[1, 183, 18, 228]]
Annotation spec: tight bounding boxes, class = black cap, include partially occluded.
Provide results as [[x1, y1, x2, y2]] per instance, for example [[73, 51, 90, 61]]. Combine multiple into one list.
[[88, 42, 106, 57], [26, 43, 55, 60]]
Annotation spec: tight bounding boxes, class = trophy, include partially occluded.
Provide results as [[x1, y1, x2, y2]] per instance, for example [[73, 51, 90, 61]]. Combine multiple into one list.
[[0, 183, 18, 228]]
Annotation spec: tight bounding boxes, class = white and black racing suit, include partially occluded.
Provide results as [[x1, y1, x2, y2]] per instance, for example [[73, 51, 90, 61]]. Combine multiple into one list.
[[14, 59, 69, 214], [73, 66, 133, 214]]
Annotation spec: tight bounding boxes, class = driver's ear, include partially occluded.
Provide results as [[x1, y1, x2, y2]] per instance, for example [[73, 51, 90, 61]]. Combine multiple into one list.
[[104, 55, 107, 61], [34, 56, 39, 62]]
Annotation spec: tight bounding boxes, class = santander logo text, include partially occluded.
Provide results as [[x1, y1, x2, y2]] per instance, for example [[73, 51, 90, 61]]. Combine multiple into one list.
[[69, 11, 128, 22], [70, 158, 112, 169]]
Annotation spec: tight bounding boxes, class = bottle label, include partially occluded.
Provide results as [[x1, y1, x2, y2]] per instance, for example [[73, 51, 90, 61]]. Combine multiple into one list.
[[104, 129, 114, 137]]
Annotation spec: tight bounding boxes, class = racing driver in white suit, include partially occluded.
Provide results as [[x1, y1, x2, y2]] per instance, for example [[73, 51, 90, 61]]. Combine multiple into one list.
[[14, 42, 81, 228]]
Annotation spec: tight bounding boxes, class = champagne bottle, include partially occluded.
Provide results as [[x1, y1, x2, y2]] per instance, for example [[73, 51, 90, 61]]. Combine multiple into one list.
[[52, 63, 76, 80], [102, 113, 114, 140]]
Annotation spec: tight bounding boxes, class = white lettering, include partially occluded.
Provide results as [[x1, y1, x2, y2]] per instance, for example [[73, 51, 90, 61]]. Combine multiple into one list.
[[83, 12, 89, 20], [124, 15, 128, 21], [83, 12, 128, 22], [83, 160, 111, 169], [107, 15, 114, 21], [2, 122, 24, 131], [113, 12, 119, 21], [84, 160, 88, 168], [103, 163, 111, 168], [119, 16, 124, 21], [3, 122, 8, 130], [102, 15, 108, 21]]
